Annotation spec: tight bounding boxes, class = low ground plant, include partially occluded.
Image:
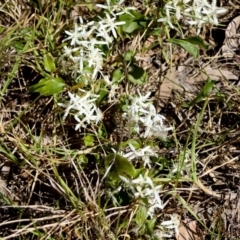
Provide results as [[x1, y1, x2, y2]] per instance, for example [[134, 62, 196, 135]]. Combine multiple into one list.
[[1, 0, 240, 239]]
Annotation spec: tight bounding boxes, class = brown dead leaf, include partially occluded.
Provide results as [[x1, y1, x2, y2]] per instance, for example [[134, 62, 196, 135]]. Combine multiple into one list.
[[177, 219, 203, 240], [222, 15, 240, 58], [156, 67, 177, 109], [201, 67, 238, 81], [176, 66, 237, 93]]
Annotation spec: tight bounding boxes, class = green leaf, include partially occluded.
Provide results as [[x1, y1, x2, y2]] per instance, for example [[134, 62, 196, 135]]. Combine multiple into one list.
[[20, 27, 33, 35], [77, 155, 88, 167], [119, 11, 147, 33], [43, 52, 56, 73], [29, 77, 65, 96], [0, 26, 5, 34], [96, 89, 108, 104], [122, 20, 147, 33], [185, 36, 208, 50], [105, 153, 138, 179], [12, 41, 24, 52], [120, 139, 141, 149], [135, 205, 148, 227], [128, 64, 147, 85], [167, 38, 199, 59], [182, 78, 214, 107], [124, 51, 135, 62], [84, 135, 94, 147], [112, 69, 123, 83], [119, 10, 143, 21], [146, 218, 156, 234]]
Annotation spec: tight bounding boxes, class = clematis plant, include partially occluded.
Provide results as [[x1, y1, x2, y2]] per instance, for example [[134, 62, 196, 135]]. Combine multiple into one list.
[[58, 0, 175, 237], [158, 0, 227, 34]]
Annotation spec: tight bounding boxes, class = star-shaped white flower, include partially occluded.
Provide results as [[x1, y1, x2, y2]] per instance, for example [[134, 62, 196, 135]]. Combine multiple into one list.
[[64, 24, 82, 46], [98, 13, 125, 39]]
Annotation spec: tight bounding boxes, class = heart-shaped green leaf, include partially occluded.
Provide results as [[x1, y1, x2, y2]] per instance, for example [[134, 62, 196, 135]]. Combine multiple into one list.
[[128, 64, 147, 85], [119, 11, 147, 33], [112, 69, 123, 83]]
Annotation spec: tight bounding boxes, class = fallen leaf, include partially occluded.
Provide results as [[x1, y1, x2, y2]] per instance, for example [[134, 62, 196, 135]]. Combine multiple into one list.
[[177, 219, 203, 240], [222, 15, 240, 58], [156, 67, 177, 109]]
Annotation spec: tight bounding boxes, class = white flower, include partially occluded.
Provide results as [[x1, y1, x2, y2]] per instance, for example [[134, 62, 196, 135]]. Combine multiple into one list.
[[152, 229, 174, 239], [94, 108, 104, 124], [96, 0, 136, 17], [133, 185, 148, 198], [149, 185, 163, 206], [146, 184, 163, 218], [139, 105, 173, 138], [75, 115, 87, 130], [186, 17, 207, 35], [71, 49, 87, 73], [58, 90, 103, 131], [131, 90, 152, 109], [157, 8, 175, 29], [96, 0, 123, 17], [64, 24, 82, 46], [201, 0, 227, 25], [86, 46, 105, 78], [161, 214, 180, 236], [58, 91, 81, 119], [165, 4, 182, 20], [148, 202, 162, 218], [96, 26, 113, 43], [98, 13, 125, 39], [123, 104, 140, 133], [77, 16, 95, 38], [62, 46, 79, 59], [124, 144, 158, 168], [115, 6, 136, 17], [77, 38, 108, 48], [120, 174, 153, 187], [195, 0, 211, 8], [120, 174, 163, 217], [103, 75, 111, 85], [122, 90, 172, 138], [108, 84, 119, 103], [123, 91, 152, 132]]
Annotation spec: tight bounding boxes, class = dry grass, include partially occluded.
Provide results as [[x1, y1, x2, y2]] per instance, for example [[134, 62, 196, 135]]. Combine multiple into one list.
[[1, 0, 240, 239]]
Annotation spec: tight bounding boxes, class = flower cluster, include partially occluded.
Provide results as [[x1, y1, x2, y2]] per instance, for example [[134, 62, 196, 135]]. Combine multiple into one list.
[[124, 144, 158, 169], [59, 1, 136, 128], [120, 174, 163, 218], [160, 214, 181, 236], [59, 1, 177, 237], [151, 214, 180, 238], [62, 15, 124, 81], [158, 0, 227, 34], [123, 90, 173, 138], [58, 90, 102, 131], [96, 0, 136, 17], [61, 3, 134, 83]]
